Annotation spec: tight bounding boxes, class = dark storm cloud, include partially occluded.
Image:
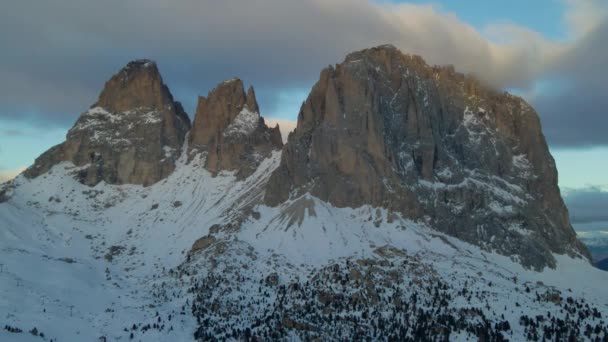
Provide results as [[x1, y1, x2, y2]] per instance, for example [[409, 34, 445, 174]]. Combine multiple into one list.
[[564, 186, 608, 223], [0, 0, 606, 147], [533, 20, 608, 147], [0, 0, 395, 124]]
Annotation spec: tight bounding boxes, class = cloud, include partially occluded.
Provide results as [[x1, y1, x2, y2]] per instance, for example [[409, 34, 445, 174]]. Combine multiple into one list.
[[2, 128, 24, 137], [0, 166, 25, 183], [564, 185, 608, 223], [0, 0, 607, 146], [531, 19, 608, 147], [563, 0, 608, 36]]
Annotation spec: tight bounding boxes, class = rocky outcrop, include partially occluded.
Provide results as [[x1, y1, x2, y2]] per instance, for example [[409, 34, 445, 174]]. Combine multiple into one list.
[[25, 60, 191, 186], [189, 78, 282, 178], [265, 45, 588, 269]]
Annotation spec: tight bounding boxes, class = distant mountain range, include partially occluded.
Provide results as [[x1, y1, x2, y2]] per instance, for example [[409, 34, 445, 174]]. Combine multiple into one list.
[[1, 45, 606, 341], [578, 230, 608, 270]]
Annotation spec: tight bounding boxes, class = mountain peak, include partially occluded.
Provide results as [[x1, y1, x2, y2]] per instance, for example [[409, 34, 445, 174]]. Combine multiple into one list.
[[25, 59, 190, 186], [189, 79, 282, 178], [376, 43, 398, 50], [126, 58, 156, 67], [343, 45, 437, 77], [265, 47, 588, 269], [118, 59, 158, 75], [213, 77, 244, 95], [94, 59, 173, 114]]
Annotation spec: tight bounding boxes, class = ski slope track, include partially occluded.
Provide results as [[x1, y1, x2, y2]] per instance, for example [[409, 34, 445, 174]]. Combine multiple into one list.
[[0, 147, 607, 341]]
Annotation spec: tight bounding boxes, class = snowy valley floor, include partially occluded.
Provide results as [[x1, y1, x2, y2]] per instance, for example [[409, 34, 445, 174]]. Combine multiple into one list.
[[1, 152, 607, 341]]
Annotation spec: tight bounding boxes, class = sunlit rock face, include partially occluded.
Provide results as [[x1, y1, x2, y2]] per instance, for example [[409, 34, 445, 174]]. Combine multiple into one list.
[[25, 59, 191, 186], [188, 78, 282, 179], [265, 45, 588, 269]]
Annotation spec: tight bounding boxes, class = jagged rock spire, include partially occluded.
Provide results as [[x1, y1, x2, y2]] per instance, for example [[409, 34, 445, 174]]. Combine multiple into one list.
[[189, 78, 282, 178], [96, 59, 164, 111], [246, 85, 260, 113], [190, 78, 248, 147]]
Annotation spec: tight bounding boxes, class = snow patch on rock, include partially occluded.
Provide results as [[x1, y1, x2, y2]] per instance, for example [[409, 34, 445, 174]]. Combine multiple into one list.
[[223, 108, 260, 138]]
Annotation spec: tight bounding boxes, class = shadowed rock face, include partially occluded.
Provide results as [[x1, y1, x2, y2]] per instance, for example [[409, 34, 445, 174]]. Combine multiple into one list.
[[189, 78, 282, 178], [265, 45, 588, 269], [24, 60, 191, 186]]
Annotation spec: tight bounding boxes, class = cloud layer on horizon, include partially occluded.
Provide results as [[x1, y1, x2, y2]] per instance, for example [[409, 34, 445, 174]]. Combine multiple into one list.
[[0, 0, 607, 147], [563, 186, 608, 224], [0, 166, 25, 183]]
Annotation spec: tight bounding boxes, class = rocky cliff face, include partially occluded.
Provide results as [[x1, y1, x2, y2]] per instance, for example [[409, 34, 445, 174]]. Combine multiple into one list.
[[189, 78, 282, 178], [24, 60, 191, 186], [265, 45, 588, 269], [20, 48, 586, 269]]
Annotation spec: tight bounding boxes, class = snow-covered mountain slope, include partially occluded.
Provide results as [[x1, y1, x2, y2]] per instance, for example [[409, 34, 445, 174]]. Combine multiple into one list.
[[0, 149, 278, 341], [1, 149, 607, 341]]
